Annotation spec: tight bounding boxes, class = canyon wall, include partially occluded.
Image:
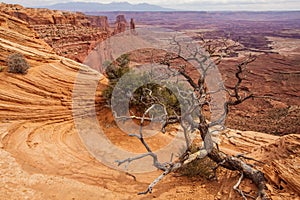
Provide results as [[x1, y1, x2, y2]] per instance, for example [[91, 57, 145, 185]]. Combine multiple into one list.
[[0, 3, 110, 63], [0, 3, 136, 63]]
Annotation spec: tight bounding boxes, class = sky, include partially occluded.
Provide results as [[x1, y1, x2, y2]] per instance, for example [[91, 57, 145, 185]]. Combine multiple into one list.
[[1, 0, 300, 11]]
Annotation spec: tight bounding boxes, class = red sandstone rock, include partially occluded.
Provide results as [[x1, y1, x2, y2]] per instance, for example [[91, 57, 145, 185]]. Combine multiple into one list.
[[87, 16, 110, 31], [0, 3, 110, 63], [113, 15, 128, 34]]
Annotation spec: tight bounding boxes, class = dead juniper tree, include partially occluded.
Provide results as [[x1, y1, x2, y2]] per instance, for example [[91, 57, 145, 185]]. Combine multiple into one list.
[[113, 34, 269, 200]]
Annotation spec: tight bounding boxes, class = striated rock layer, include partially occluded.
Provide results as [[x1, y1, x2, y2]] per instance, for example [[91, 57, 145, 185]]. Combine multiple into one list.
[[0, 3, 110, 63], [0, 10, 126, 199]]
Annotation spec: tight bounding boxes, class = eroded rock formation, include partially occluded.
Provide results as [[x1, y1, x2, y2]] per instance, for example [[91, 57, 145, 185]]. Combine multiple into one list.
[[113, 15, 128, 34], [130, 18, 135, 30], [0, 3, 91, 26], [0, 3, 110, 63]]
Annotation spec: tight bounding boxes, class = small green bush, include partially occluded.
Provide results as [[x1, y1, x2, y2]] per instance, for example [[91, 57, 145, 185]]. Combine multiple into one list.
[[7, 53, 30, 74], [103, 53, 181, 116], [130, 82, 181, 116]]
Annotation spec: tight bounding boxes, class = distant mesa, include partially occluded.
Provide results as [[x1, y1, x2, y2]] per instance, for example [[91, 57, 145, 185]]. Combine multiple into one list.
[[37, 1, 174, 12]]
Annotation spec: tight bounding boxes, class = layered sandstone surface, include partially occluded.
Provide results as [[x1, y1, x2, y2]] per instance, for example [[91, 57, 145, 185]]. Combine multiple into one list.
[[0, 3, 110, 63]]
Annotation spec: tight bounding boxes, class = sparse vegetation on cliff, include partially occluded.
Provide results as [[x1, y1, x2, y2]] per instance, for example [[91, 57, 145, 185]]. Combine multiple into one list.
[[103, 53, 181, 116], [6, 53, 30, 74]]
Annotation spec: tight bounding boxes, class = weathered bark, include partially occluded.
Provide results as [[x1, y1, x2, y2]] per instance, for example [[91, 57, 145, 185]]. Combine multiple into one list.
[[115, 35, 269, 199], [197, 116, 269, 199]]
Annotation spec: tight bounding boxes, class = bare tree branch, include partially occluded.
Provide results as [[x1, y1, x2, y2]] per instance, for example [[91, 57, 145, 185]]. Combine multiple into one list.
[[114, 34, 269, 199], [233, 172, 247, 200]]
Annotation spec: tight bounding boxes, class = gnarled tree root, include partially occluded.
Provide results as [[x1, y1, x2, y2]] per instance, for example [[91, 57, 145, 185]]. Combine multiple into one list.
[[208, 148, 270, 200]]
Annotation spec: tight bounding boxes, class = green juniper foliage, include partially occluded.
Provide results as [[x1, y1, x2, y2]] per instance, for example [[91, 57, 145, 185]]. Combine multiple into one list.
[[103, 54, 181, 116]]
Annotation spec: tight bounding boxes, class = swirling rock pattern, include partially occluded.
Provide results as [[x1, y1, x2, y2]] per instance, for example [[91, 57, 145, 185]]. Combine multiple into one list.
[[0, 11, 134, 199]]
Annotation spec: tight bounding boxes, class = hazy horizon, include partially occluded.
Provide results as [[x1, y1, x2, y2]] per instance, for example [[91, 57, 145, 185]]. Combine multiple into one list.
[[1, 0, 300, 11]]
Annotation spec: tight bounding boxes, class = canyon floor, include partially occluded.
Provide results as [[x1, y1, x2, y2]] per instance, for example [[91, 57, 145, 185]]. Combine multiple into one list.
[[0, 4, 300, 200]]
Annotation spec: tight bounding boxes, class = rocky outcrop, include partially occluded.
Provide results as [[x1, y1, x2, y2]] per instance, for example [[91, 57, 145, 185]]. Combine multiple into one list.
[[130, 18, 136, 30], [260, 134, 300, 196], [87, 15, 110, 31], [30, 24, 109, 62], [0, 3, 110, 63], [0, 12, 55, 66], [0, 11, 108, 119], [0, 3, 90, 26], [216, 130, 300, 199], [113, 15, 128, 34]]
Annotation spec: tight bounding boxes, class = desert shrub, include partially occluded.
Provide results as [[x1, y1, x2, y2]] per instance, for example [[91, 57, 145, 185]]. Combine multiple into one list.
[[130, 82, 181, 116], [102, 54, 130, 105], [103, 53, 181, 116], [105, 54, 130, 80], [6, 53, 30, 74]]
